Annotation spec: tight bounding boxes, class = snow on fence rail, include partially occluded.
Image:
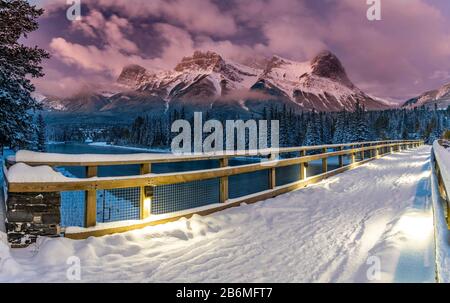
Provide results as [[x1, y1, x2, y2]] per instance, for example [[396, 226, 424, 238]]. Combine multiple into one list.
[[3, 140, 423, 244], [432, 140, 450, 227]]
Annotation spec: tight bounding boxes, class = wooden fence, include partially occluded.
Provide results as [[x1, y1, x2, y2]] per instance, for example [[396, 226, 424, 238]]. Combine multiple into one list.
[[433, 140, 450, 228], [4, 140, 423, 239]]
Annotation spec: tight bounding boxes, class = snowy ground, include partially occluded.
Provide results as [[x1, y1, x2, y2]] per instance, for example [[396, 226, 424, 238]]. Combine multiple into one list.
[[0, 146, 436, 283]]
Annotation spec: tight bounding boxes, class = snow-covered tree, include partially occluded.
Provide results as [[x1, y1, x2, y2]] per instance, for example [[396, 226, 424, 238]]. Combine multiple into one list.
[[304, 111, 321, 147], [0, 0, 49, 149], [354, 103, 372, 142], [36, 113, 46, 151], [333, 112, 346, 144]]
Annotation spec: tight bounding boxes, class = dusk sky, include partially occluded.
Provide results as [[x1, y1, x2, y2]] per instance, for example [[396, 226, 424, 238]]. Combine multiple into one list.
[[26, 0, 450, 103]]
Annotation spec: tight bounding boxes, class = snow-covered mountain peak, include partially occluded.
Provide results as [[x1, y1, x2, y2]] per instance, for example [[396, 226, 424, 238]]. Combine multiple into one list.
[[403, 81, 450, 109], [131, 50, 263, 101], [42, 50, 391, 115], [310, 50, 354, 89], [436, 83, 450, 99], [31, 92, 47, 103], [264, 55, 311, 76], [117, 64, 153, 88], [174, 51, 225, 73]]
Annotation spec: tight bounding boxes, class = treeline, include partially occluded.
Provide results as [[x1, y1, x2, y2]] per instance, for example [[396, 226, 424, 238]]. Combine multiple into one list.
[[48, 104, 450, 149], [272, 103, 449, 146]]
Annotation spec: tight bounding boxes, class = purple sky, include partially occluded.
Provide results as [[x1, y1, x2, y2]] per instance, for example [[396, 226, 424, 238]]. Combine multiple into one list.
[[27, 0, 450, 103]]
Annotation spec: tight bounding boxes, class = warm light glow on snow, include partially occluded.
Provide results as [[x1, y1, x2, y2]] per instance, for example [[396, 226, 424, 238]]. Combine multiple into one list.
[[396, 213, 434, 243]]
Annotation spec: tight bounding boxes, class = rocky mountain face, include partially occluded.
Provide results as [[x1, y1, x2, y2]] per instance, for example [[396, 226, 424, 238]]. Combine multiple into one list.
[[40, 50, 392, 121], [403, 83, 450, 109], [250, 51, 389, 112], [117, 64, 149, 88], [40, 92, 112, 113]]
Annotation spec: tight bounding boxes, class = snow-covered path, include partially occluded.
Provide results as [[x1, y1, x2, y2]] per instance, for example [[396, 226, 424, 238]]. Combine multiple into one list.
[[0, 146, 435, 282]]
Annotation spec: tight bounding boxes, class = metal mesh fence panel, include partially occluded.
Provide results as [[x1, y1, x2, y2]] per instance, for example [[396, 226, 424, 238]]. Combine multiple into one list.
[[152, 178, 220, 214], [276, 164, 300, 186], [96, 187, 141, 223], [61, 191, 86, 227], [306, 161, 324, 178], [229, 170, 270, 199], [326, 156, 341, 171]]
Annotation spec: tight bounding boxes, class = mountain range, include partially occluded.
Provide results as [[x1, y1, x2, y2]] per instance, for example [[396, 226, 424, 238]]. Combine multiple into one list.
[[38, 50, 446, 124], [402, 82, 450, 109]]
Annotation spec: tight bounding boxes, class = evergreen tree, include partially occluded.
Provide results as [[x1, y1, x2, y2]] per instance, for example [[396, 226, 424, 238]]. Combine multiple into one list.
[[0, 0, 49, 149], [333, 112, 346, 144], [36, 113, 46, 151], [374, 112, 389, 139], [353, 103, 371, 142], [304, 111, 321, 147], [344, 110, 358, 142]]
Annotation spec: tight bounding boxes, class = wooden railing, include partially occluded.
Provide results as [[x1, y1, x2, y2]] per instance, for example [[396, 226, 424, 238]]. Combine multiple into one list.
[[4, 140, 423, 238], [433, 140, 450, 227]]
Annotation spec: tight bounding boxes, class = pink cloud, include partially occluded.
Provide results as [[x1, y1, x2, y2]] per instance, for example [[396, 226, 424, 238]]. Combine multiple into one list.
[[325, 0, 450, 98], [32, 67, 122, 98], [148, 23, 195, 69], [87, 0, 237, 37], [49, 37, 154, 76], [71, 10, 138, 53]]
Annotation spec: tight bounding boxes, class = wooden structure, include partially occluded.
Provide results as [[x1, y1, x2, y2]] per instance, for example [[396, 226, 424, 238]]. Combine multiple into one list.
[[3, 140, 423, 240], [433, 139, 450, 228]]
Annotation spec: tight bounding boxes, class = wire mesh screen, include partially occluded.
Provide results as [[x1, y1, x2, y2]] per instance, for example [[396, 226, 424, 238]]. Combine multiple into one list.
[[152, 178, 220, 214], [326, 156, 341, 171], [61, 191, 86, 227], [229, 170, 270, 199], [96, 187, 141, 223], [306, 160, 324, 178], [276, 164, 300, 186]]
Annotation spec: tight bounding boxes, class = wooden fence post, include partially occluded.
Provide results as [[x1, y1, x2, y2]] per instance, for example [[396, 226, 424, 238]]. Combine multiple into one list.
[[140, 163, 152, 219], [338, 147, 344, 167], [269, 153, 276, 189], [300, 150, 307, 180], [219, 158, 229, 203], [85, 166, 97, 227], [322, 148, 328, 173]]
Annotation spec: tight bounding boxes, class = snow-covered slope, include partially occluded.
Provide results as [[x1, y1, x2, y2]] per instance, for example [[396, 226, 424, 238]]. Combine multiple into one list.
[[40, 50, 391, 115], [252, 51, 388, 111], [42, 93, 112, 113], [124, 50, 389, 112], [403, 83, 450, 109], [134, 51, 262, 105]]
